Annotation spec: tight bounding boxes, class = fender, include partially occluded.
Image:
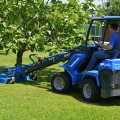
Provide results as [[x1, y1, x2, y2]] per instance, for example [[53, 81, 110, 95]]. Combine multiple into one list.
[[82, 70, 100, 87], [60, 54, 86, 85], [60, 64, 81, 85]]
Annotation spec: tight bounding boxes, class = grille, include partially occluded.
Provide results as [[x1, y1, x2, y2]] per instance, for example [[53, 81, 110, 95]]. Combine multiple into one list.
[[99, 69, 120, 89]]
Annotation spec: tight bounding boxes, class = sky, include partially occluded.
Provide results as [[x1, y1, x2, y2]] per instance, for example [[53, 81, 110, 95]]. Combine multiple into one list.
[[62, 0, 102, 5]]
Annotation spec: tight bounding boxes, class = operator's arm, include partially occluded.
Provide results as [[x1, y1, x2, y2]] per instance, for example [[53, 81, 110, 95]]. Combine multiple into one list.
[[97, 33, 117, 50], [97, 41, 113, 50]]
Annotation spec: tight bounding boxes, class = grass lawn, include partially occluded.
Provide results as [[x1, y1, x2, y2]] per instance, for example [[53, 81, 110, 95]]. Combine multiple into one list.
[[0, 50, 120, 120]]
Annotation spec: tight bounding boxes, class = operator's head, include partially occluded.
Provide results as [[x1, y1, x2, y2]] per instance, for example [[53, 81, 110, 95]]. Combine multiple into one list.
[[110, 23, 119, 31]]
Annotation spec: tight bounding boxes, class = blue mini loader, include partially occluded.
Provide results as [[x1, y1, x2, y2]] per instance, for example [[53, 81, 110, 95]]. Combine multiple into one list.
[[51, 16, 120, 102]]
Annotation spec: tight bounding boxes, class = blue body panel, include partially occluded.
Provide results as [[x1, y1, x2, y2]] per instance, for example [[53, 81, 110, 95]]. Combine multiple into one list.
[[60, 53, 101, 86], [82, 70, 100, 87], [102, 16, 120, 19], [98, 59, 120, 70], [60, 54, 86, 85], [60, 53, 120, 87], [0, 65, 32, 83], [45, 52, 68, 59], [0, 74, 10, 83], [14, 65, 31, 82]]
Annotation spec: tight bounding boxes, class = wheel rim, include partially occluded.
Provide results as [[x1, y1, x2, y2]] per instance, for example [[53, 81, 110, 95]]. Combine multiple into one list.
[[54, 77, 65, 90], [83, 84, 92, 99]]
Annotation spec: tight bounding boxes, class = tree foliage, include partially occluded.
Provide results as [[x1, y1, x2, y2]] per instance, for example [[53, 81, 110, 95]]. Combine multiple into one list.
[[0, 0, 100, 64], [103, 0, 120, 15], [0, 0, 46, 64], [41, 0, 98, 54]]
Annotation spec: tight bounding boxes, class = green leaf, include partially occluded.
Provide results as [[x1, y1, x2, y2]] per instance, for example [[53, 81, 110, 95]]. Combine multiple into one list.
[[5, 49, 10, 55], [12, 48, 16, 54], [0, 44, 3, 50]]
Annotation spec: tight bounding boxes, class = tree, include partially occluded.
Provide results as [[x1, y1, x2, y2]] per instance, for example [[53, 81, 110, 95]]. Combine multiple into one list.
[[0, 0, 99, 65], [103, 0, 120, 15], [41, 0, 98, 54], [0, 0, 46, 65]]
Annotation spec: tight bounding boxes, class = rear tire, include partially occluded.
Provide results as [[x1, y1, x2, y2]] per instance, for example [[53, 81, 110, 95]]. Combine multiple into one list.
[[81, 78, 100, 102], [51, 72, 71, 93]]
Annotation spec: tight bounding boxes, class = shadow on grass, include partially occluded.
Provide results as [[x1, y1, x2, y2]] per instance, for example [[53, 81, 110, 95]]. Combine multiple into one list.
[[19, 67, 63, 91], [18, 67, 120, 106], [67, 87, 120, 106], [49, 87, 120, 106]]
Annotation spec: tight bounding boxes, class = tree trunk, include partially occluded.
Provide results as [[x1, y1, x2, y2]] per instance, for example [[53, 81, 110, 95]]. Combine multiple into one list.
[[16, 49, 24, 65], [15, 41, 27, 65]]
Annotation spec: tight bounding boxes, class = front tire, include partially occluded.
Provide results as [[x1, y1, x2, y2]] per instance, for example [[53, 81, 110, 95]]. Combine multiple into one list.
[[51, 72, 71, 93], [81, 78, 100, 102]]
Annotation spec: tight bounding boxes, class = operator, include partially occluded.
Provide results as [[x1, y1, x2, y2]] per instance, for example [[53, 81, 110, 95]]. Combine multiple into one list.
[[84, 22, 119, 71]]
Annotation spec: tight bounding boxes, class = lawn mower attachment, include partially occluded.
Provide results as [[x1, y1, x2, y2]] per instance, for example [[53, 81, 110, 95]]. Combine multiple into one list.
[[0, 45, 83, 84]]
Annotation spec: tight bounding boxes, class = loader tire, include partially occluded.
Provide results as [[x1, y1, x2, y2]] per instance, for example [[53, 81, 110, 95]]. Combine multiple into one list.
[[51, 72, 71, 93], [81, 78, 100, 102]]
